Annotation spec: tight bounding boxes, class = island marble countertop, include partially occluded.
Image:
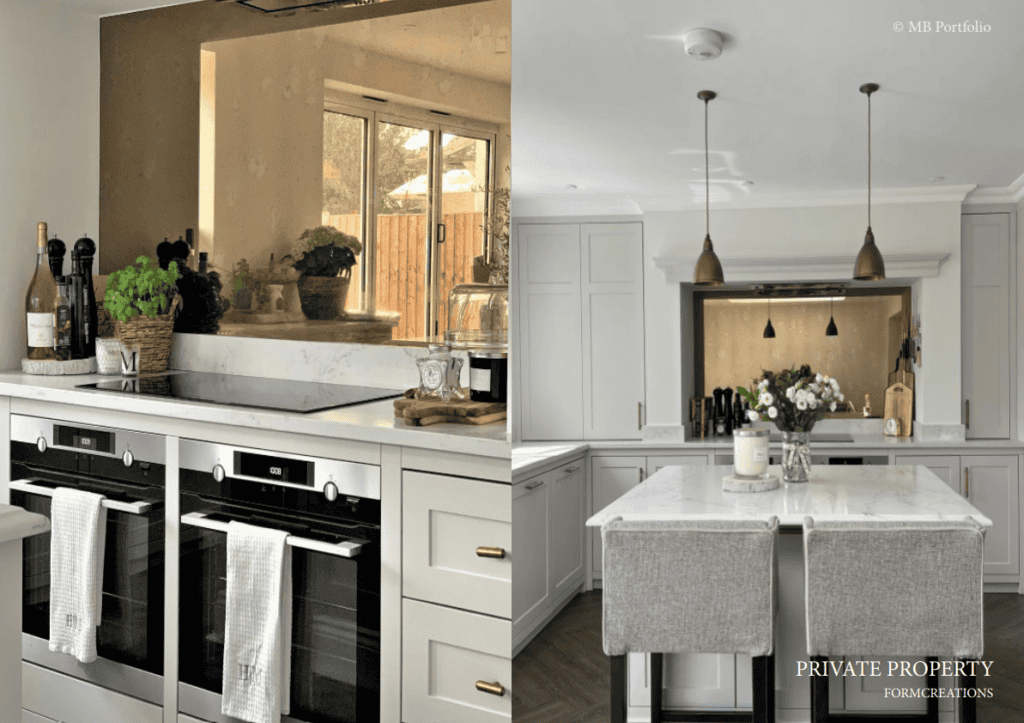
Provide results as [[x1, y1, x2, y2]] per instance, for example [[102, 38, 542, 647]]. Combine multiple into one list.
[[0, 371, 509, 459], [585, 465, 993, 528]]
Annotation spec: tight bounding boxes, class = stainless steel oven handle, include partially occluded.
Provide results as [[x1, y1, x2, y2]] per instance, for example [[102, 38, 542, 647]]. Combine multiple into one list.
[[9, 478, 153, 515], [181, 511, 363, 558]]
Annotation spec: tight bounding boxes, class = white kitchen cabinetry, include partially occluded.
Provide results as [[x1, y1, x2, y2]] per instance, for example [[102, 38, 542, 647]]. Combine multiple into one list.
[[402, 599, 511, 723], [517, 224, 584, 440], [963, 455, 1020, 577], [512, 456, 586, 655], [516, 221, 645, 441], [894, 455, 961, 493], [962, 213, 1013, 439], [22, 662, 162, 723]]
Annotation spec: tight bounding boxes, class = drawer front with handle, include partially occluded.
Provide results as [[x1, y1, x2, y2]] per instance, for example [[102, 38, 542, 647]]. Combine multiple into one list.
[[402, 471, 511, 618], [402, 598, 511, 723]]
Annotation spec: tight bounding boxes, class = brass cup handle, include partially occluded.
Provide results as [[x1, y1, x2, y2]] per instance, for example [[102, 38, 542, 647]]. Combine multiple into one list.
[[475, 680, 506, 696], [476, 546, 506, 559]]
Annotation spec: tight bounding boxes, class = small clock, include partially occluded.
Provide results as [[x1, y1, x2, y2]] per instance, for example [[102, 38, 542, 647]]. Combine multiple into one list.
[[884, 417, 900, 437]]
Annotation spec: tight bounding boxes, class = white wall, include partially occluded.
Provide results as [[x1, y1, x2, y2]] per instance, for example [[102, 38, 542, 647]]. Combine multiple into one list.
[[0, 2, 100, 370], [643, 201, 963, 427]]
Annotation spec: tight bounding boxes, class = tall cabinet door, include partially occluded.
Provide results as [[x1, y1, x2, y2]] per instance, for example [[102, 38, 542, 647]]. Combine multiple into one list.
[[581, 223, 645, 440], [962, 213, 1011, 439], [962, 455, 1020, 577], [590, 456, 646, 577], [517, 224, 583, 440]]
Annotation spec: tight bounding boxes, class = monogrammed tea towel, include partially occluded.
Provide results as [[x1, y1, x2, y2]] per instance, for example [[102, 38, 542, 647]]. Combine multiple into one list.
[[49, 487, 107, 663], [222, 520, 293, 723]]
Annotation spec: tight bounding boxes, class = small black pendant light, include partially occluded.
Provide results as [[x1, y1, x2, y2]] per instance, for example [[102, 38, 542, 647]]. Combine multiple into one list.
[[693, 90, 725, 286], [854, 83, 886, 280], [825, 296, 839, 337], [763, 297, 776, 338]]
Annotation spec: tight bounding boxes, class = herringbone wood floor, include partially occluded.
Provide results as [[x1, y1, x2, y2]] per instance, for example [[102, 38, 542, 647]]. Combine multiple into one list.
[[512, 591, 1024, 723]]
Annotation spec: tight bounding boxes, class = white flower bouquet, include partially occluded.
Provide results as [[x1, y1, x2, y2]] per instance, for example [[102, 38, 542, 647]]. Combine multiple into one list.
[[737, 364, 844, 433]]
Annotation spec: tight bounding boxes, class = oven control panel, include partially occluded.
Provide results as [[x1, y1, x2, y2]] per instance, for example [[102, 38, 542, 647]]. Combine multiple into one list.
[[11, 414, 166, 465], [179, 439, 379, 501]]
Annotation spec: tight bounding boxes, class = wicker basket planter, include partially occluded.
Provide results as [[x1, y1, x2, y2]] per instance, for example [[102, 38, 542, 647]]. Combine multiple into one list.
[[114, 297, 180, 374], [297, 273, 351, 320]]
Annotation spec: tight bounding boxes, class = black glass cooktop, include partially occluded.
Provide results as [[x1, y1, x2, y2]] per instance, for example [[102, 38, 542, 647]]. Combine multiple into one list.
[[76, 371, 403, 414]]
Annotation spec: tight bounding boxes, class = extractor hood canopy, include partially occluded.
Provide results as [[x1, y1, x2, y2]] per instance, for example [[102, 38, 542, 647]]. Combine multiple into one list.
[[214, 0, 386, 16]]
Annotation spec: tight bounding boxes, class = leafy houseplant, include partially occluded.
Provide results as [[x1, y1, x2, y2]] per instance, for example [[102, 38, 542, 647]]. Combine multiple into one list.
[[293, 226, 363, 320], [103, 256, 181, 373], [738, 365, 845, 483]]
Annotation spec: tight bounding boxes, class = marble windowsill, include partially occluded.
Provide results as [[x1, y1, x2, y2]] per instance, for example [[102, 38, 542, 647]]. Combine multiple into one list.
[[585, 465, 993, 529]]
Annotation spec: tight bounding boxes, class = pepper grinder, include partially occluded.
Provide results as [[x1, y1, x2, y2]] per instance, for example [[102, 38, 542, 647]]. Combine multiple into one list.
[[74, 235, 98, 358], [47, 236, 66, 279], [733, 394, 746, 430], [723, 387, 734, 435]]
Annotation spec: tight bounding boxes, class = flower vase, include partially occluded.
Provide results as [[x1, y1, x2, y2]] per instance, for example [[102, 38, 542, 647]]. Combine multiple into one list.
[[780, 430, 811, 483]]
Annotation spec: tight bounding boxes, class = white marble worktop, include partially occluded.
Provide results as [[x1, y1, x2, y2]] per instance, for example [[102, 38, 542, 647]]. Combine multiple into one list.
[[512, 443, 588, 478], [0, 504, 49, 545], [0, 371, 510, 459], [585, 465, 993, 528]]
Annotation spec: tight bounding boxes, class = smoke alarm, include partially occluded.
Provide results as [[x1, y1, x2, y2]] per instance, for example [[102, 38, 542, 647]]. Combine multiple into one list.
[[682, 28, 724, 60]]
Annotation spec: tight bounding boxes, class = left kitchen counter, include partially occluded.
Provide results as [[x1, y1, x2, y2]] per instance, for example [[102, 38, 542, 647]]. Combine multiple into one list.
[[0, 504, 49, 723]]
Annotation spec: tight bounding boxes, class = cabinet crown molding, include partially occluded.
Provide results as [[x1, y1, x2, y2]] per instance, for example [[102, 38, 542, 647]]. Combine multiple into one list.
[[653, 252, 950, 284]]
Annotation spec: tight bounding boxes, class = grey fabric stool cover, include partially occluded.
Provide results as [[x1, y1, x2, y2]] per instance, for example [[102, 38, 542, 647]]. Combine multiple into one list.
[[602, 517, 778, 657], [802, 517, 985, 723], [602, 516, 778, 723]]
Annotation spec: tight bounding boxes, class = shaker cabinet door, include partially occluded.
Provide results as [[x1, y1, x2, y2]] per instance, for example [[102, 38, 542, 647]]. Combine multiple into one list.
[[962, 455, 1019, 576]]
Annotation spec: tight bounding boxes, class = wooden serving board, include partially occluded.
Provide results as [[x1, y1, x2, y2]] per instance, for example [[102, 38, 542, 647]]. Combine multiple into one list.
[[394, 392, 507, 427], [883, 381, 913, 438]]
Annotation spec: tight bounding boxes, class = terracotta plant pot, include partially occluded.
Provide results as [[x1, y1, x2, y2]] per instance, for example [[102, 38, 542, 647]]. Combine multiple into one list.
[[297, 275, 351, 320]]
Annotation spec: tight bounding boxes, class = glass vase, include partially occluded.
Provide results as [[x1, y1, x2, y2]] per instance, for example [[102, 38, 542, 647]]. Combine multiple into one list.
[[780, 430, 811, 483]]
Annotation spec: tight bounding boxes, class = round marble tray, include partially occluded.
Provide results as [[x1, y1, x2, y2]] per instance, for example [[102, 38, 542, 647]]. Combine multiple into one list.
[[21, 356, 97, 376], [723, 473, 780, 493]]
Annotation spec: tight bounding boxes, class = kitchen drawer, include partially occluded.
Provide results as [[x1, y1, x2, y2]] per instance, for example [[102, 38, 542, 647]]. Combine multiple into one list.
[[403, 471, 511, 618], [22, 662, 162, 723], [402, 598, 511, 723]]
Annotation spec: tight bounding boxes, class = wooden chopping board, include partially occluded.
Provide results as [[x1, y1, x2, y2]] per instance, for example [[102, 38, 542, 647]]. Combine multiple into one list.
[[887, 356, 915, 391], [883, 381, 913, 438], [394, 392, 506, 427]]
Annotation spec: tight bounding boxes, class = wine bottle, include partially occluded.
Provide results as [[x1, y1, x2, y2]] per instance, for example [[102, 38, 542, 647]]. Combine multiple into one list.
[[53, 277, 72, 361], [69, 249, 85, 359], [74, 235, 97, 358], [25, 222, 57, 360]]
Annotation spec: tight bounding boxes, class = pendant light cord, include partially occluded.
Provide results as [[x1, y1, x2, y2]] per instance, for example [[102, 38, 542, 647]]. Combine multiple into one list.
[[705, 97, 710, 238], [867, 91, 872, 227]]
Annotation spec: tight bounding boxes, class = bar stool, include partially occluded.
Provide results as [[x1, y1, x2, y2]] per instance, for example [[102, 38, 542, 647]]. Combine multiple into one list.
[[602, 516, 779, 723], [802, 517, 985, 723]]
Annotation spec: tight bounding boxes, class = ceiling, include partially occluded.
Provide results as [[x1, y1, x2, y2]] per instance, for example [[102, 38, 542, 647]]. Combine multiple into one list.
[[512, 0, 1024, 212]]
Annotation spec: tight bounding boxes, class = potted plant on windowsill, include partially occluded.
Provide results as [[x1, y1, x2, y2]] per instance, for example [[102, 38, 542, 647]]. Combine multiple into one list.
[[103, 256, 181, 372], [292, 226, 363, 320]]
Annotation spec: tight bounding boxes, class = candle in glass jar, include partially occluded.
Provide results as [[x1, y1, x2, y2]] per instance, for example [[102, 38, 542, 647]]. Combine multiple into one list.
[[734, 427, 769, 478]]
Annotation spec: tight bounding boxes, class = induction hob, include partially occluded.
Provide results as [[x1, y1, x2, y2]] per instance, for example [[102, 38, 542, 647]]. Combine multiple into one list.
[[76, 371, 404, 413]]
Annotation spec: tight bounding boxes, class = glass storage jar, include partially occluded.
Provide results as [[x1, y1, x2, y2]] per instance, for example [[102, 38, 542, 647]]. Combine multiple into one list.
[[445, 283, 508, 351]]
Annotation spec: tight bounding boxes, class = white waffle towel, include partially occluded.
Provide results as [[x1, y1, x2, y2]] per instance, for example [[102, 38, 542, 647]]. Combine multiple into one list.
[[222, 521, 293, 723], [48, 487, 107, 663]]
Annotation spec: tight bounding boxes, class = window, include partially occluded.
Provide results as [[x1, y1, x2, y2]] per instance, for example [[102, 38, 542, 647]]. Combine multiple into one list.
[[322, 93, 496, 342]]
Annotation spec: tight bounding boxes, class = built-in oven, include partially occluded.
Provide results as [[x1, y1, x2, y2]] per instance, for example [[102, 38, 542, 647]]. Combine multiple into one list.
[[177, 439, 381, 723], [8, 413, 166, 704]]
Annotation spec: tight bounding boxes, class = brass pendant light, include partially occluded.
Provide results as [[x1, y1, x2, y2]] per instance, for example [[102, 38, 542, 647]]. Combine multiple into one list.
[[854, 83, 886, 280], [693, 90, 724, 286], [825, 296, 839, 337], [763, 297, 776, 338]]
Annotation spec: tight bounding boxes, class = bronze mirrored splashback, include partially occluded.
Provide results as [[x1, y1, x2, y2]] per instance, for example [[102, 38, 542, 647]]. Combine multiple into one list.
[[99, 0, 510, 345], [694, 286, 912, 418]]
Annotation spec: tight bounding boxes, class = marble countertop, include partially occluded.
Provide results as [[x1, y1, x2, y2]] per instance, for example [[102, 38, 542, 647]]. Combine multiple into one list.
[[584, 435, 1024, 450], [513, 443, 588, 477], [585, 465, 993, 528], [0, 372, 510, 459], [0, 504, 49, 545]]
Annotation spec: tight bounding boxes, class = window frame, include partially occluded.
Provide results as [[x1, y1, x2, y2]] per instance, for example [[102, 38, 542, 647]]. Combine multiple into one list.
[[324, 90, 498, 340]]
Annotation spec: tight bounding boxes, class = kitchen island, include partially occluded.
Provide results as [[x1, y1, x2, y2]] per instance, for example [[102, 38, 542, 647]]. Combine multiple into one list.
[[586, 465, 991, 722]]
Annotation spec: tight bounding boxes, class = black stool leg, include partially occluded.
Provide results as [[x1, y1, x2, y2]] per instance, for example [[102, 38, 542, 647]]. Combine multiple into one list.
[[959, 658, 977, 723], [810, 655, 829, 723], [925, 656, 938, 723], [751, 654, 775, 723], [651, 653, 663, 723], [610, 655, 627, 723]]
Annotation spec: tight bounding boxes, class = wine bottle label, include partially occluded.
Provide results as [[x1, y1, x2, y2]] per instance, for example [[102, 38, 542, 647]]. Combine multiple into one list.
[[27, 312, 54, 347], [470, 367, 491, 392], [54, 304, 71, 350]]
